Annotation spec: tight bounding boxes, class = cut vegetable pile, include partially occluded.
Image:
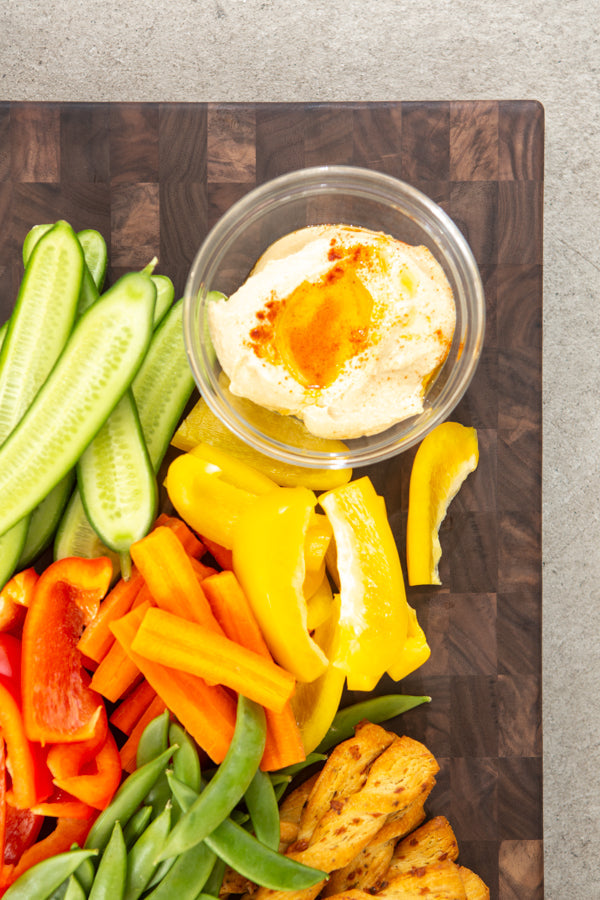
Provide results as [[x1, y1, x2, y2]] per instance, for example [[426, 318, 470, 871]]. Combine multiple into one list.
[[0, 221, 485, 899]]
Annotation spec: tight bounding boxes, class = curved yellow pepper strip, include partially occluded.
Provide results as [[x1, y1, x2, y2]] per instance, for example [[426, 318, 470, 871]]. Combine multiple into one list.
[[387, 604, 431, 681], [407, 422, 479, 586], [232, 486, 329, 684], [319, 476, 410, 692], [165, 453, 261, 549], [291, 594, 346, 754]]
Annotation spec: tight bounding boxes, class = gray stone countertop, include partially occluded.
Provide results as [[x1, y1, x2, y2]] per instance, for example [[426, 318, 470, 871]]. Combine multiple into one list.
[[2, 1, 599, 896]]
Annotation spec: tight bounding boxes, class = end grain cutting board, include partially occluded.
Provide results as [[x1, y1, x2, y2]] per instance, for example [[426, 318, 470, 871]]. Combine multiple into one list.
[[0, 100, 544, 900]]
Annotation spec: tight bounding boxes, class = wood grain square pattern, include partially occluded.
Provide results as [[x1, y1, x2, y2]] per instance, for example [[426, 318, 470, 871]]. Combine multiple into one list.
[[0, 100, 544, 900]]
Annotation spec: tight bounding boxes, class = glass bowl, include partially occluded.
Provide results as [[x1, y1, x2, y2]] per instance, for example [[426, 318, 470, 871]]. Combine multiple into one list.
[[183, 165, 485, 469]]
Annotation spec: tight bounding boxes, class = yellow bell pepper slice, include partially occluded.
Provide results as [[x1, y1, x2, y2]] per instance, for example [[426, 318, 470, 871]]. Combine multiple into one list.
[[171, 392, 353, 490], [387, 604, 431, 681], [407, 421, 479, 586], [306, 572, 335, 632], [189, 442, 278, 494], [291, 595, 346, 754], [165, 453, 259, 549], [232, 486, 328, 684], [303, 512, 333, 599], [320, 476, 410, 692]]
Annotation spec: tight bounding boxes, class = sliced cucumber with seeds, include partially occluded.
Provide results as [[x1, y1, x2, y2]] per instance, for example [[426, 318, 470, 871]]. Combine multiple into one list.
[[77, 229, 108, 292], [0, 221, 84, 584], [0, 272, 156, 538], [54, 490, 120, 576], [78, 390, 157, 560], [150, 274, 175, 329], [17, 471, 75, 568], [55, 298, 194, 568], [132, 298, 195, 471], [0, 220, 84, 439]]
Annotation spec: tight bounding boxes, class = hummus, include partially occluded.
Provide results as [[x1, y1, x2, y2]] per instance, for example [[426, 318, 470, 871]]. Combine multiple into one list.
[[208, 224, 455, 440]]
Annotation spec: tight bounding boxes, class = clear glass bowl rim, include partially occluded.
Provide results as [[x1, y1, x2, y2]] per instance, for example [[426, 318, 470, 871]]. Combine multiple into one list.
[[183, 164, 485, 469]]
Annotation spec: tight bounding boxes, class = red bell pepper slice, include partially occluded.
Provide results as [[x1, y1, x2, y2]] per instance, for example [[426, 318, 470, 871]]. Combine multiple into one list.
[[0, 681, 52, 809], [21, 557, 113, 745], [0, 635, 21, 696], [0, 738, 5, 880], [2, 804, 43, 867], [51, 728, 122, 811], [0, 816, 92, 892]]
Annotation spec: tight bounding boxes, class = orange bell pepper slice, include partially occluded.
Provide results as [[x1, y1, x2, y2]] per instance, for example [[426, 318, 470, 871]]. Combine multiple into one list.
[[21, 556, 113, 745], [0, 568, 38, 636]]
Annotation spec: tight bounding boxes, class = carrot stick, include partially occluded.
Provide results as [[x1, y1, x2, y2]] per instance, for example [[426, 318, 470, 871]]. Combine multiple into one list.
[[110, 603, 237, 764], [189, 557, 219, 581], [132, 606, 296, 714], [153, 513, 206, 558], [202, 537, 233, 571], [130, 526, 223, 631], [89, 588, 151, 702], [119, 694, 168, 773], [77, 569, 144, 663], [202, 571, 305, 770], [110, 679, 157, 735]]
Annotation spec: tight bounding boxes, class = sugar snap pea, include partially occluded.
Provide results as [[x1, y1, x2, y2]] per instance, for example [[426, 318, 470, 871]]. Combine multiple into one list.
[[136, 709, 170, 770], [63, 876, 86, 900], [74, 854, 96, 893], [143, 841, 217, 900], [2, 849, 97, 900], [169, 722, 202, 793], [168, 775, 325, 892], [63, 875, 85, 900], [123, 805, 153, 848], [158, 695, 266, 862], [89, 820, 127, 900], [85, 744, 175, 853], [123, 803, 171, 900], [245, 769, 280, 850], [315, 694, 431, 753], [202, 856, 227, 898]]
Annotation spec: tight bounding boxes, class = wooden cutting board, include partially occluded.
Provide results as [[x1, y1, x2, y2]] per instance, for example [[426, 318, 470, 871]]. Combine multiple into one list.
[[0, 100, 544, 900]]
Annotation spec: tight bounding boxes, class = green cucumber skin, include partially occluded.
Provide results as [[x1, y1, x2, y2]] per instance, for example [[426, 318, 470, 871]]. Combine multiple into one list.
[[0, 520, 28, 591], [0, 272, 156, 538], [132, 299, 195, 472], [17, 471, 76, 569], [0, 221, 84, 443], [77, 229, 108, 292], [54, 490, 120, 575], [77, 390, 158, 553], [21, 223, 54, 265], [150, 274, 175, 329]]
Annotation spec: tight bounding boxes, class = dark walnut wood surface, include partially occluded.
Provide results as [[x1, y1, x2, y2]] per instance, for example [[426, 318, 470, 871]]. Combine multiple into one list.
[[0, 100, 544, 900]]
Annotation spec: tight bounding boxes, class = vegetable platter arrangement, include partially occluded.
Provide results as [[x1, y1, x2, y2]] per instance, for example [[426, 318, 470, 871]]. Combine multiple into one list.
[[0, 220, 487, 899]]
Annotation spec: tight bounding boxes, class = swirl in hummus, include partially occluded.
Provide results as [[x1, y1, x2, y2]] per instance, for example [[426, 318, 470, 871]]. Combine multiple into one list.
[[207, 224, 456, 440]]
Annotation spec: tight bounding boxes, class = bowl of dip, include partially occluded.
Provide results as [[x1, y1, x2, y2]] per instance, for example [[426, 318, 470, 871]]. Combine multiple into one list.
[[183, 166, 485, 469]]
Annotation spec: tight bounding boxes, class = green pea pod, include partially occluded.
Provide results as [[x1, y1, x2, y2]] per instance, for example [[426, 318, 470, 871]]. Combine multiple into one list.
[[136, 710, 170, 769], [64, 875, 86, 900], [89, 820, 127, 900], [74, 855, 96, 894], [85, 745, 175, 853], [316, 694, 431, 753], [168, 775, 324, 892], [123, 803, 171, 900], [143, 841, 216, 900], [123, 805, 153, 848], [169, 722, 202, 792], [157, 696, 266, 862], [202, 856, 227, 897], [205, 817, 326, 892], [2, 849, 97, 900], [245, 769, 280, 851]]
